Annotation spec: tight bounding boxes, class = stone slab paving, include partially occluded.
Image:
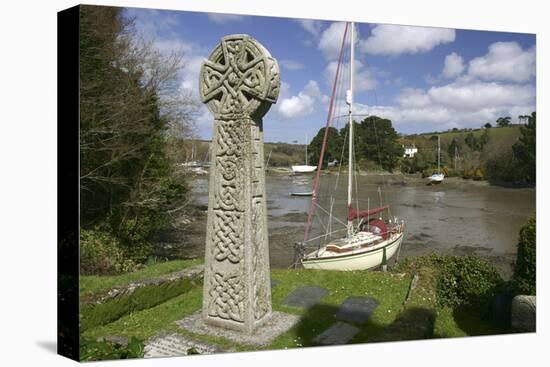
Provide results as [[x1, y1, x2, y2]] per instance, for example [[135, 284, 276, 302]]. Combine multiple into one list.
[[314, 322, 360, 346], [143, 332, 227, 358], [177, 310, 300, 346], [282, 286, 327, 309], [335, 296, 379, 324]]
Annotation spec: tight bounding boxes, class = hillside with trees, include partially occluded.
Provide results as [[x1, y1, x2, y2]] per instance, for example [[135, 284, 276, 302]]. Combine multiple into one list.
[[401, 113, 535, 185], [305, 113, 535, 186]]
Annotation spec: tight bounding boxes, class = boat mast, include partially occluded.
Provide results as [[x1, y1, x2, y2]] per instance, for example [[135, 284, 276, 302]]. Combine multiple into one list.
[[437, 135, 441, 173], [347, 21, 354, 238], [305, 134, 308, 166]]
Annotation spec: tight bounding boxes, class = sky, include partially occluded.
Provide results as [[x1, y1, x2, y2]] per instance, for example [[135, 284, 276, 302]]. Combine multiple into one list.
[[123, 7, 536, 143]]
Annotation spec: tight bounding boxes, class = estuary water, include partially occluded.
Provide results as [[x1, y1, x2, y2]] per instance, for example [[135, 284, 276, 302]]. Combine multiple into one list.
[[188, 172, 535, 278]]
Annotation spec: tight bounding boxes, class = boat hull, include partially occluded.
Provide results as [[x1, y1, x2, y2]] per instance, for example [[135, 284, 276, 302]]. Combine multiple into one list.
[[290, 191, 313, 196], [427, 173, 444, 184], [301, 233, 404, 271], [291, 165, 317, 173]]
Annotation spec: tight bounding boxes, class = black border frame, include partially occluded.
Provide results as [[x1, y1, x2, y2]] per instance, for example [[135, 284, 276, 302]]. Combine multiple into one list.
[[57, 4, 80, 361]]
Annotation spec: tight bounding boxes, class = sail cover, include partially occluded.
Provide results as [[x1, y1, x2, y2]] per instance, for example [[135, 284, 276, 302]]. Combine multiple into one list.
[[365, 218, 389, 240], [347, 204, 389, 221]]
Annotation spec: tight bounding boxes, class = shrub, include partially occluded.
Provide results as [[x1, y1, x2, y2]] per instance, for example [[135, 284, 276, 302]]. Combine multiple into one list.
[[513, 216, 536, 295], [394, 254, 503, 312], [80, 229, 136, 275], [436, 256, 502, 311]]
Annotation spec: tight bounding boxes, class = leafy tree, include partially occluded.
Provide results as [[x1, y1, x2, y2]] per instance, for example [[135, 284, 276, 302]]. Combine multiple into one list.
[[485, 111, 535, 185], [518, 115, 530, 124], [447, 138, 461, 159], [465, 132, 477, 150], [357, 116, 403, 172], [464, 130, 489, 151], [514, 216, 536, 295], [79, 6, 195, 267], [496, 116, 511, 127], [512, 112, 536, 184], [484, 122, 492, 128], [308, 127, 343, 167], [478, 128, 490, 149]]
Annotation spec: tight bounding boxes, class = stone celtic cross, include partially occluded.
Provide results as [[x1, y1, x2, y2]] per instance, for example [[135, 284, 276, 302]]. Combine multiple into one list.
[[199, 34, 280, 333]]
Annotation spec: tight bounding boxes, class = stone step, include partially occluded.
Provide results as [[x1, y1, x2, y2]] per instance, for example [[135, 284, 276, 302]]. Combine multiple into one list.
[[143, 332, 230, 358]]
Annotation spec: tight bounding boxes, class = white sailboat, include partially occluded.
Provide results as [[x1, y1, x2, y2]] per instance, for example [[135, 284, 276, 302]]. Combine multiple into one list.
[[291, 135, 317, 174], [298, 22, 405, 271], [427, 135, 444, 184]]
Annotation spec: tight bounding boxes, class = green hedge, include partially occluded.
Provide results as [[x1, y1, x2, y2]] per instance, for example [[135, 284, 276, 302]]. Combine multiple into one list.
[[80, 274, 201, 332], [513, 216, 536, 295]]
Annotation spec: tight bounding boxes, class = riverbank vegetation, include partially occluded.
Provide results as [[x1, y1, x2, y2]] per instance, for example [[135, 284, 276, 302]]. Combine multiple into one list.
[[79, 6, 196, 275], [402, 113, 536, 186], [303, 113, 535, 186]]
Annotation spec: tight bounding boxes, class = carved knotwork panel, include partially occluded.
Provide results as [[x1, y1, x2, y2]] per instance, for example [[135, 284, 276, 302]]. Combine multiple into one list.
[[208, 271, 245, 323], [199, 34, 280, 118], [212, 210, 243, 263]]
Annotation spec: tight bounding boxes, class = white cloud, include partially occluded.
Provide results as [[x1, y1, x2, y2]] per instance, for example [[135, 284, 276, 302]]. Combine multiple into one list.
[[324, 59, 377, 92], [427, 79, 535, 111], [318, 22, 353, 60], [360, 24, 455, 55], [354, 78, 535, 131], [396, 88, 431, 108], [442, 52, 465, 79], [277, 80, 327, 119], [206, 13, 246, 24], [467, 42, 535, 82], [180, 55, 207, 94], [279, 59, 304, 71], [296, 19, 323, 38]]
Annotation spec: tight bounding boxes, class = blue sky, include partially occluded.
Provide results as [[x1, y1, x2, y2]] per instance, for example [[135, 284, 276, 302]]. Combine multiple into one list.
[[124, 7, 536, 143]]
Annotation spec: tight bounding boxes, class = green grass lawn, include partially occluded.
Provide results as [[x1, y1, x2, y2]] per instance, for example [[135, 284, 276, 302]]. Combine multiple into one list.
[[80, 258, 202, 296], [80, 260, 512, 361]]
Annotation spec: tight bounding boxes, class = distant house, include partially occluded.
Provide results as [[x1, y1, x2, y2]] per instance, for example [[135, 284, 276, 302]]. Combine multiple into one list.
[[403, 144, 418, 158]]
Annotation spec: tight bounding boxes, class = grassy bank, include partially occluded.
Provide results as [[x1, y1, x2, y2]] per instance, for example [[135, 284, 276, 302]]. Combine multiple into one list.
[[79, 256, 513, 361], [80, 258, 202, 296]]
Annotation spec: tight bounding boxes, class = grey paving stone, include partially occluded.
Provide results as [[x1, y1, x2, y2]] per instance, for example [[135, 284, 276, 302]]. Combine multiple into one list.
[[314, 322, 360, 345], [143, 332, 227, 358], [282, 285, 327, 309], [271, 279, 278, 288], [336, 296, 379, 323]]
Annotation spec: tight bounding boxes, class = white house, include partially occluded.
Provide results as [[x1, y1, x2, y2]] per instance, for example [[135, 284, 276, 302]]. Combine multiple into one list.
[[403, 144, 418, 158]]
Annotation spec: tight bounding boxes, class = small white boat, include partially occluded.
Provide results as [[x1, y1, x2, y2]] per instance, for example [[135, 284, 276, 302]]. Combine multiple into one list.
[[291, 135, 317, 174], [290, 191, 313, 197], [291, 165, 317, 174], [427, 135, 444, 185], [427, 172, 444, 184]]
